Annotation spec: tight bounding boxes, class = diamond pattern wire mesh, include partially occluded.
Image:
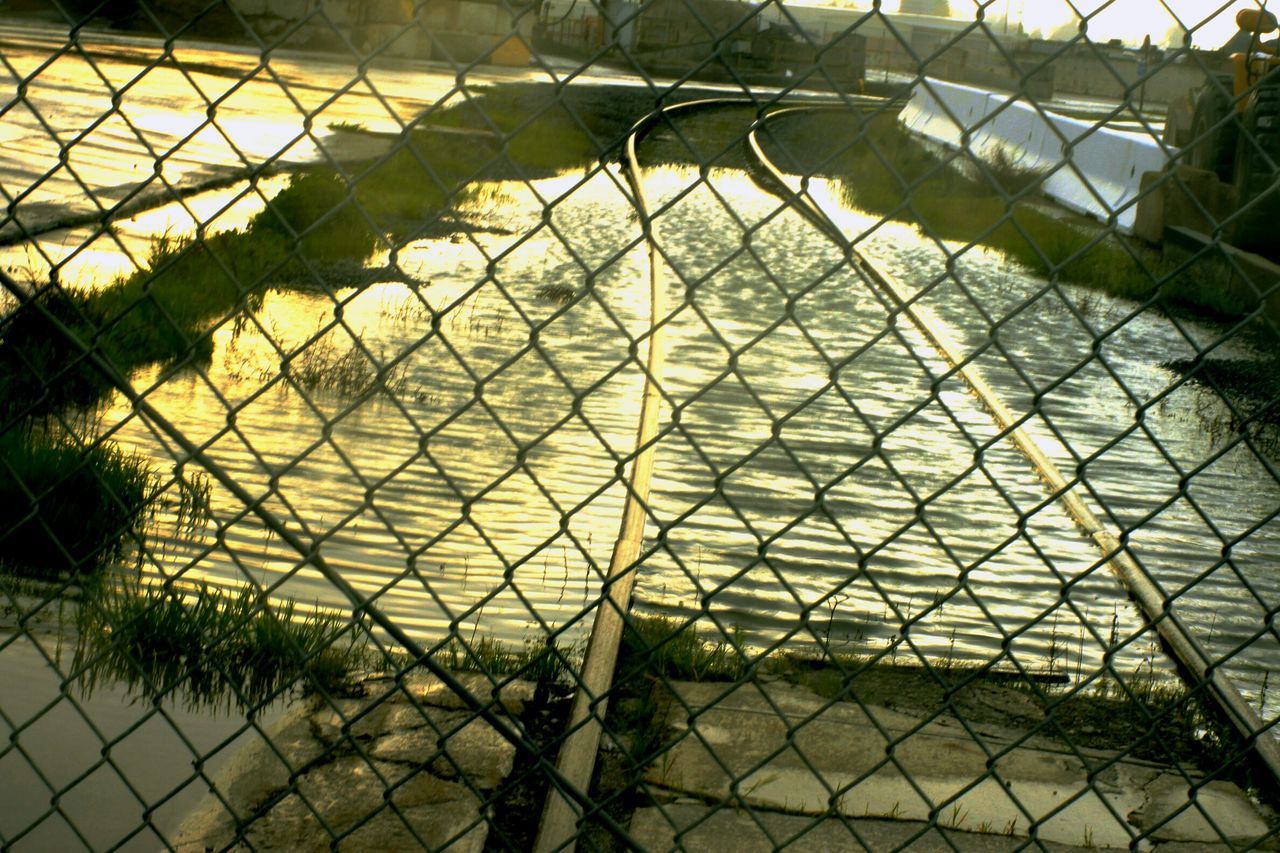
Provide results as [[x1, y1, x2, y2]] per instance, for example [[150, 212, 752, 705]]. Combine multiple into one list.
[[1, 0, 1279, 849]]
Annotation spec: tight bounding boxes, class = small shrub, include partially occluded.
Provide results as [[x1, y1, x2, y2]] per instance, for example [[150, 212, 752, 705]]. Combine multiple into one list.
[[980, 144, 1048, 198], [619, 614, 746, 683], [0, 429, 157, 579]]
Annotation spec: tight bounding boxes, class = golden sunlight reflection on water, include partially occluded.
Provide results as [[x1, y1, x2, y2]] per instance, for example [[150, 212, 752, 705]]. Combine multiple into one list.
[[40, 163, 1280, 717], [0, 175, 293, 288]]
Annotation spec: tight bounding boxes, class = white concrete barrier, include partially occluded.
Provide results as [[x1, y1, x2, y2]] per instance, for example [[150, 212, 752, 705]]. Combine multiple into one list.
[[899, 78, 1171, 232]]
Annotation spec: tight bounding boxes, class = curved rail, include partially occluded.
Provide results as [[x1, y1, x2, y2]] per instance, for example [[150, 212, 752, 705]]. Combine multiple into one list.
[[533, 97, 744, 853], [745, 106, 1280, 784], [534, 94, 914, 852]]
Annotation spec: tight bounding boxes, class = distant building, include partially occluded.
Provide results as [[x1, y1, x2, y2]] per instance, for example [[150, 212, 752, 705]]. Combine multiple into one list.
[[536, 0, 866, 86], [898, 0, 951, 17]]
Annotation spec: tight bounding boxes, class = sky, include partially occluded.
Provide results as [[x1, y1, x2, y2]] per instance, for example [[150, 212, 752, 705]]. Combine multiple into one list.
[[882, 0, 1268, 47]]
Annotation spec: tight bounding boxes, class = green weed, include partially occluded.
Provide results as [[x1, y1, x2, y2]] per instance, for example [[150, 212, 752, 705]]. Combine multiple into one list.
[[75, 579, 384, 711], [978, 144, 1049, 198], [434, 633, 574, 685], [0, 428, 157, 580], [618, 614, 747, 683]]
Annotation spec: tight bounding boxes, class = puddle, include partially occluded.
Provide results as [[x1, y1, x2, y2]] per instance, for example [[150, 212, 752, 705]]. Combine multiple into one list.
[[5, 160, 1279, 724], [0, 631, 282, 850]]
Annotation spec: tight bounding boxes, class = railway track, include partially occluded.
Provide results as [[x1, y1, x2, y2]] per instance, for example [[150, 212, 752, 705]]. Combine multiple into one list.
[[535, 95, 1280, 851]]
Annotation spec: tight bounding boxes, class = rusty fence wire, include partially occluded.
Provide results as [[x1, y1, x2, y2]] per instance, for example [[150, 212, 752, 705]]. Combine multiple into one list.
[[1, 0, 1280, 849]]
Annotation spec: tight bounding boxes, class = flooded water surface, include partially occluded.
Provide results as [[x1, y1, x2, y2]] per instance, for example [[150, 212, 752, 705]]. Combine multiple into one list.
[[5, 158, 1279, 742]]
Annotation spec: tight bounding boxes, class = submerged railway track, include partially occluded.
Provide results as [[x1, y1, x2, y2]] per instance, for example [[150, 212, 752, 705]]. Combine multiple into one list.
[[534, 96, 1280, 851]]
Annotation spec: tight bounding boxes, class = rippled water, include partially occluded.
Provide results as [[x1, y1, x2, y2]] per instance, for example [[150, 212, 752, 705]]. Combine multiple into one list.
[[10, 160, 1280, 720]]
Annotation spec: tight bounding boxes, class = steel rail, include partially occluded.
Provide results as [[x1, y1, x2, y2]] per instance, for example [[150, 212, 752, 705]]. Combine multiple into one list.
[[744, 104, 1280, 786], [534, 97, 704, 853], [534, 94, 892, 852]]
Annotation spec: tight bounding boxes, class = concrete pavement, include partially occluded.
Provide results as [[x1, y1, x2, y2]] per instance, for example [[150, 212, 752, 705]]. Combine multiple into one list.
[[637, 679, 1276, 851], [172, 671, 1276, 850], [175, 672, 535, 851]]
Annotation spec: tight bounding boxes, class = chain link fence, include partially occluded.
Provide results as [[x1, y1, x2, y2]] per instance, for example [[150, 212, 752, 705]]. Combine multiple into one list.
[[1, 0, 1279, 849]]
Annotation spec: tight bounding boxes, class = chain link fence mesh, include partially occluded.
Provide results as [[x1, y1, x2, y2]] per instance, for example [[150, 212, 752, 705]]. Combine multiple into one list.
[[1, 0, 1279, 849]]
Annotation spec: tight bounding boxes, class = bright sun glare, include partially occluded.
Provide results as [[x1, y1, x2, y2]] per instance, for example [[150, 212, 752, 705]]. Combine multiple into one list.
[[1012, 0, 1262, 46], [857, 0, 1271, 47]]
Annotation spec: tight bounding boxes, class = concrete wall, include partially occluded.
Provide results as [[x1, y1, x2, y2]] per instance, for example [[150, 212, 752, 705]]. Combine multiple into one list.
[[231, 0, 534, 63], [900, 77, 1171, 231], [1050, 54, 1221, 105]]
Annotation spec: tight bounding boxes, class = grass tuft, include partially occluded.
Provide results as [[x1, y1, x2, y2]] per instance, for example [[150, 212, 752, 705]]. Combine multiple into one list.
[[619, 614, 747, 683], [435, 634, 574, 685], [75, 580, 384, 711], [978, 144, 1049, 198], [0, 428, 157, 579], [535, 283, 576, 305]]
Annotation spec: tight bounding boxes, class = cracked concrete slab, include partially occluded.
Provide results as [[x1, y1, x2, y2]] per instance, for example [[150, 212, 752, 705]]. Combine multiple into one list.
[[1132, 773, 1271, 845], [643, 680, 1275, 851], [628, 803, 1098, 852], [174, 673, 531, 852]]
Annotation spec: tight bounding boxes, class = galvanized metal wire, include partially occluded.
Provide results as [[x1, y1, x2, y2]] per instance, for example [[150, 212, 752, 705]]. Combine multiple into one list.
[[1, 0, 1279, 850]]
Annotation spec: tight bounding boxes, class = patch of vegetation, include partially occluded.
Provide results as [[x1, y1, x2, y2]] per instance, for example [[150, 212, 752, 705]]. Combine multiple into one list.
[[434, 633, 576, 685], [764, 110, 1255, 321], [250, 171, 379, 265], [0, 171, 373, 422], [420, 85, 597, 165], [75, 580, 385, 711], [641, 105, 762, 170], [328, 121, 369, 133], [1045, 673, 1244, 775], [618, 613, 747, 683], [1164, 356, 1280, 457], [351, 84, 605, 240], [535, 283, 576, 305], [981, 144, 1051, 198], [0, 86, 611, 424], [284, 330, 410, 397], [784, 648, 1241, 771], [0, 84, 619, 571], [0, 428, 157, 580], [586, 612, 1264, 831], [228, 325, 414, 399]]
